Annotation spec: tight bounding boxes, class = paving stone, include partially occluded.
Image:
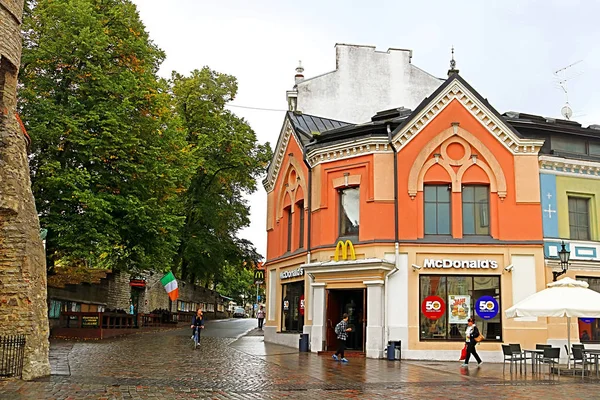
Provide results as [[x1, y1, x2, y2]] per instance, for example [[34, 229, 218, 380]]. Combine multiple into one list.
[[2, 327, 600, 399]]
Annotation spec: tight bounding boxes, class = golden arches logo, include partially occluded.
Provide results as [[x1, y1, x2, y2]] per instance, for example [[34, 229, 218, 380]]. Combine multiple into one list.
[[334, 240, 356, 262], [254, 270, 265, 283]]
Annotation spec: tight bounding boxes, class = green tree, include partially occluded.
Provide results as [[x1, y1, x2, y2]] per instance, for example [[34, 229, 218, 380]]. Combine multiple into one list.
[[170, 68, 272, 285], [215, 262, 261, 306], [19, 0, 193, 272]]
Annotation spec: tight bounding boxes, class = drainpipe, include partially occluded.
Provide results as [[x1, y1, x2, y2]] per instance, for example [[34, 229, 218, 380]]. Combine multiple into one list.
[[384, 123, 400, 350], [302, 152, 312, 265]]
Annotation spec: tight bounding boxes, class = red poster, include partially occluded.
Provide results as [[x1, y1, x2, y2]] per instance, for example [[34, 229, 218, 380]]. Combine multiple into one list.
[[299, 294, 305, 316], [421, 295, 446, 320]]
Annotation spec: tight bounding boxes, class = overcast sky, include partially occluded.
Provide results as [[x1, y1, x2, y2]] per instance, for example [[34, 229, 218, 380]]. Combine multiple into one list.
[[131, 0, 600, 258]]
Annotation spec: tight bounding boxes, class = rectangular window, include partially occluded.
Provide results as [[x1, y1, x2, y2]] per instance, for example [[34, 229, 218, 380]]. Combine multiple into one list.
[[298, 202, 304, 249], [589, 142, 600, 156], [339, 187, 359, 237], [424, 185, 451, 235], [462, 186, 490, 235], [552, 136, 586, 154], [286, 207, 292, 252], [419, 275, 501, 341], [577, 277, 600, 343], [281, 281, 305, 333], [568, 197, 590, 240], [48, 299, 61, 319]]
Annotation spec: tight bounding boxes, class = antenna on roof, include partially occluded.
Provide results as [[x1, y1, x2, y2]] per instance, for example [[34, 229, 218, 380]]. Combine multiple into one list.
[[554, 60, 583, 120]]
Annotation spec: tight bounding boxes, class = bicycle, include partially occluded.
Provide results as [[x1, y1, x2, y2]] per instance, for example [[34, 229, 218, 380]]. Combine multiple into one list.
[[192, 325, 201, 349]]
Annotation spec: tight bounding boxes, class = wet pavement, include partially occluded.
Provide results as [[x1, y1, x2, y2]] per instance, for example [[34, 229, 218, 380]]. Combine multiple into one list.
[[2, 320, 600, 399]]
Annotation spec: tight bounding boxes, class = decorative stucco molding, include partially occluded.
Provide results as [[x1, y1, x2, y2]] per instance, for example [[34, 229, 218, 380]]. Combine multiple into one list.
[[407, 126, 507, 199], [392, 80, 544, 154], [276, 161, 308, 222], [306, 138, 392, 167], [539, 155, 600, 180], [263, 119, 296, 193]]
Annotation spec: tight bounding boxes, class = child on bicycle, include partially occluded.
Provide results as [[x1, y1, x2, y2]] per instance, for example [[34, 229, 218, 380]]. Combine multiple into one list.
[[191, 308, 205, 340]]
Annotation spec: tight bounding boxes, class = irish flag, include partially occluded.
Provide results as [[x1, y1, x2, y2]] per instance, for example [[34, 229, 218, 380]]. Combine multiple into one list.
[[160, 272, 179, 301]]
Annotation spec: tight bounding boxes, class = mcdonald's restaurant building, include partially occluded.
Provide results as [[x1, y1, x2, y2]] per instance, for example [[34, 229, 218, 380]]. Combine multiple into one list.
[[263, 74, 553, 360]]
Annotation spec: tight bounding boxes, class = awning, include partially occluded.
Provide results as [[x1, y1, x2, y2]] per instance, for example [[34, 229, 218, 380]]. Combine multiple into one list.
[[129, 279, 146, 288]]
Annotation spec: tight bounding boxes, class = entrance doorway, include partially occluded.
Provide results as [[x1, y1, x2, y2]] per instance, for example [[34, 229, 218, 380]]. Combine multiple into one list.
[[326, 289, 366, 351]]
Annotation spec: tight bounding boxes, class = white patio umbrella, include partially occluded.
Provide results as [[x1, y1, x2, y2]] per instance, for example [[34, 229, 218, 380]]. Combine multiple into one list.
[[505, 277, 600, 367]]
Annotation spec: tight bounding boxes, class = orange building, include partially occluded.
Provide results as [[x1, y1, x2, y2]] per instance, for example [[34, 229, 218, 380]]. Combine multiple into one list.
[[263, 72, 551, 361]]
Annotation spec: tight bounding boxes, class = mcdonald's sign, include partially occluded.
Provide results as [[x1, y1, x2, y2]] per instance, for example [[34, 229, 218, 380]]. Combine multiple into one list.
[[254, 270, 265, 285], [334, 240, 356, 261]]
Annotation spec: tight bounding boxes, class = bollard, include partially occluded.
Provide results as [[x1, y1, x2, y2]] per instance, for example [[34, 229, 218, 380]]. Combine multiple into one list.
[[299, 333, 309, 352]]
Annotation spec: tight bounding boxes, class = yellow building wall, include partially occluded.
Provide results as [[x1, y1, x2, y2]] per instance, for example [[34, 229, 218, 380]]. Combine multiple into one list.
[[556, 175, 600, 240]]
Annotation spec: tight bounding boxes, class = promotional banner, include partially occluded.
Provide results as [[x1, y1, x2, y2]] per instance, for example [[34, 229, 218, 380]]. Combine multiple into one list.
[[448, 295, 471, 324], [475, 296, 499, 320], [421, 295, 446, 320], [299, 294, 305, 316], [580, 318, 595, 324]]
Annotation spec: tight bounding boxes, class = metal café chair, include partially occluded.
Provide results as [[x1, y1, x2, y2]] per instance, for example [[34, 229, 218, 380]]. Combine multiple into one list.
[[571, 346, 587, 378], [502, 344, 525, 374], [510, 343, 530, 373], [541, 347, 561, 378], [534, 344, 551, 371]]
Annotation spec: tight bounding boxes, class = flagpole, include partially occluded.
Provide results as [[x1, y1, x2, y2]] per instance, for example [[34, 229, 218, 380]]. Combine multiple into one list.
[[256, 283, 259, 318]]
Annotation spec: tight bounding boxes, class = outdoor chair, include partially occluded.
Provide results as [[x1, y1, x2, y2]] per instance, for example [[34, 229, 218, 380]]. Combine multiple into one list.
[[565, 344, 586, 364], [541, 347, 561, 378], [534, 344, 551, 369], [502, 344, 525, 374], [571, 346, 587, 378], [510, 343, 531, 371]]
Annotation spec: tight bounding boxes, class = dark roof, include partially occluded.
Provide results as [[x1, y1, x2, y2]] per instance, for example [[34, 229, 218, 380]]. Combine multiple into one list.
[[390, 73, 525, 139], [287, 111, 351, 146], [306, 107, 413, 150], [502, 111, 600, 139]]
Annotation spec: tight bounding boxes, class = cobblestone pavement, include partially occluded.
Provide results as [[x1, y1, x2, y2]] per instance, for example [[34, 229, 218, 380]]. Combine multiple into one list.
[[2, 325, 600, 399]]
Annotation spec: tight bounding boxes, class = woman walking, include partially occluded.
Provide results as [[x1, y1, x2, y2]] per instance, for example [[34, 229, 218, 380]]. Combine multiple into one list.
[[461, 318, 482, 368]]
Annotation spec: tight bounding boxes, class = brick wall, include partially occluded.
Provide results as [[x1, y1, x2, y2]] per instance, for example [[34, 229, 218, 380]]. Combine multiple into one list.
[[0, 0, 51, 380]]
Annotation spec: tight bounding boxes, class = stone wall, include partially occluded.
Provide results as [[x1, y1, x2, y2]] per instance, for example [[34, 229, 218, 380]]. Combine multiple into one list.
[[0, 0, 51, 380], [48, 270, 229, 323]]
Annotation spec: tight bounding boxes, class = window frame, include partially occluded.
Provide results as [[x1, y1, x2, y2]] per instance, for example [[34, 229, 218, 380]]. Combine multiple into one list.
[[462, 185, 490, 236], [281, 281, 305, 333], [575, 276, 600, 343], [298, 201, 305, 249], [568, 196, 591, 241], [418, 274, 503, 342], [286, 206, 292, 252], [424, 184, 452, 236], [338, 187, 360, 239]]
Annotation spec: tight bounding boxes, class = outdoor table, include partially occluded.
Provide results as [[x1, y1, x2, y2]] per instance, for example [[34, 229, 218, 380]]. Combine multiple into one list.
[[523, 349, 544, 373], [583, 349, 600, 378]]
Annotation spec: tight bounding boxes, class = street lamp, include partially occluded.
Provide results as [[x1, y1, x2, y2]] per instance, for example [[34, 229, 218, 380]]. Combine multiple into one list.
[[553, 241, 570, 282]]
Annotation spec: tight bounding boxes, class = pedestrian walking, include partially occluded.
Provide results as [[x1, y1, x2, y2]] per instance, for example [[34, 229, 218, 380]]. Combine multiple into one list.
[[461, 318, 483, 368], [257, 305, 266, 329], [332, 313, 352, 363]]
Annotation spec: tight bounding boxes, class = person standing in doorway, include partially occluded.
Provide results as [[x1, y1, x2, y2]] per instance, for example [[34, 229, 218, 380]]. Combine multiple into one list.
[[332, 313, 352, 363], [257, 305, 266, 330], [461, 318, 482, 368]]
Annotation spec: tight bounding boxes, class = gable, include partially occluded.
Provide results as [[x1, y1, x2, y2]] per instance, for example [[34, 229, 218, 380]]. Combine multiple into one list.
[[391, 75, 544, 155], [263, 117, 298, 194]]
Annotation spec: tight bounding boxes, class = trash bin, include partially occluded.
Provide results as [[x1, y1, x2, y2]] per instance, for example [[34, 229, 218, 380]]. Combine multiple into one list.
[[299, 333, 309, 352], [387, 340, 401, 360]]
